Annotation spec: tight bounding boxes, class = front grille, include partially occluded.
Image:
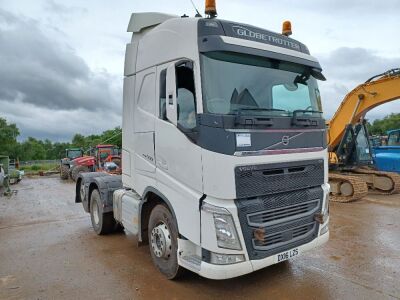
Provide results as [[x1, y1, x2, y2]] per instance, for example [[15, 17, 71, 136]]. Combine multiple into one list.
[[247, 199, 320, 227], [235, 187, 323, 260], [253, 221, 316, 251], [235, 159, 324, 198]]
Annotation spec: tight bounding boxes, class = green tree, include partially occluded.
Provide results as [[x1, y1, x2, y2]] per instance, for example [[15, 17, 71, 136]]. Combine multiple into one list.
[[368, 113, 400, 135], [19, 137, 47, 161], [0, 117, 20, 158]]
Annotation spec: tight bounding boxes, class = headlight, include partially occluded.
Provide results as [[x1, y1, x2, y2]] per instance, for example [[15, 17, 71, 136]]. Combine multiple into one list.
[[202, 203, 242, 250]]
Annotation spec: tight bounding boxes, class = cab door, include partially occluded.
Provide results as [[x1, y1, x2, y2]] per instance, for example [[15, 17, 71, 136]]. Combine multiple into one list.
[[154, 60, 203, 245]]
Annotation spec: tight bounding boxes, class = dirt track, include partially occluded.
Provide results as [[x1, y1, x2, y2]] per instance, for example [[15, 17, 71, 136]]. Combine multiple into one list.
[[1, 176, 399, 300]]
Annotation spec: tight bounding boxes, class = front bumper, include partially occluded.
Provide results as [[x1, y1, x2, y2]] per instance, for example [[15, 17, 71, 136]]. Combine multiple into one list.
[[198, 229, 329, 280]]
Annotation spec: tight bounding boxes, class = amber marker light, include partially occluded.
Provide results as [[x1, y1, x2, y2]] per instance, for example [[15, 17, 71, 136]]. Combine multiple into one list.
[[282, 20, 292, 36], [205, 0, 217, 18]]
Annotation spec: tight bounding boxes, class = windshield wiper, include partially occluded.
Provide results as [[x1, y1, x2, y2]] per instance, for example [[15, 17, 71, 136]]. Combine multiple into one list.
[[292, 109, 322, 127]]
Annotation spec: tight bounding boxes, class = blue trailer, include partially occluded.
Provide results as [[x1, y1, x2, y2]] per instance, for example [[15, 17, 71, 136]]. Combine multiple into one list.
[[374, 129, 400, 173]]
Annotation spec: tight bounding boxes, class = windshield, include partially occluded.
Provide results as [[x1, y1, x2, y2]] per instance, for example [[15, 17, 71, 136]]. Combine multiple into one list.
[[388, 131, 400, 146], [67, 150, 82, 159], [201, 52, 323, 117], [356, 126, 372, 162]]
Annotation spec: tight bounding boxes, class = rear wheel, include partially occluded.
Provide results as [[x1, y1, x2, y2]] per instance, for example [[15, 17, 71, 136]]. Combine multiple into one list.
[[71, 165, 89, 182], [90, 189, 116, 235], [60, 164, 69, 180], [148, 205, 185, 279]]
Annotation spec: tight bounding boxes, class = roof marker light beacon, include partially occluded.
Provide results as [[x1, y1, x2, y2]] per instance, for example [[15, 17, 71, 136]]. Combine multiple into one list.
[[75, 1, 330, 280]]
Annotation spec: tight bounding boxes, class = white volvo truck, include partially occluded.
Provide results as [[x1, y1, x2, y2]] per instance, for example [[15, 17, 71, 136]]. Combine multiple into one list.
[[76, 9, 330, 280]]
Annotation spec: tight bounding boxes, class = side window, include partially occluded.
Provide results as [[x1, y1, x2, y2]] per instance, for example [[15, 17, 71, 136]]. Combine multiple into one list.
[[388, 132, 400, 146], [159, 69, 167, 120], [176, 63, 196, 129]]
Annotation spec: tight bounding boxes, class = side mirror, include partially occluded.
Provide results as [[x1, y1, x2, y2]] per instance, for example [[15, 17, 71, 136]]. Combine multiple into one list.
[[311, 68, 326, 81], [166, 63, 178, 126]]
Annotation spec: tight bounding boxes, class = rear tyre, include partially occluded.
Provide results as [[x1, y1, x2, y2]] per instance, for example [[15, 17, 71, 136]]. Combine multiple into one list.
[[60, 164, 69, 180], [148, 204, 185, 279], [90, 189, 116, 235], [71, 165, 89, 182]]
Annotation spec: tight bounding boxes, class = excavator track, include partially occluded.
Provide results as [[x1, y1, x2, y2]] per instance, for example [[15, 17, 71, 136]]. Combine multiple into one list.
[[329, 172, 369, 203], [351, 168, 400, 195]]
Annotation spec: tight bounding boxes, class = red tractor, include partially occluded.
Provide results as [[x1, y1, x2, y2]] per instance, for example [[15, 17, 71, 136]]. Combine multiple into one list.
[[70, 144, 122, 181]]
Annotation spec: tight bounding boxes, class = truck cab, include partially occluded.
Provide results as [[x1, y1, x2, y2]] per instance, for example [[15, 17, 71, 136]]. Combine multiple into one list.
[[76, 12, 329, 280], [374, 129, 400, 173]]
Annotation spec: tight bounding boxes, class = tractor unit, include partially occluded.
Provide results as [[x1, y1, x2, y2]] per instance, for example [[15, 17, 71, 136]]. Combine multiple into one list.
[[75, 1, 330, 280]]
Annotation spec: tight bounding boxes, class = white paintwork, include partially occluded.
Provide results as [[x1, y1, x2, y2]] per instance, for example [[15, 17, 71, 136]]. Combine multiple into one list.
[[166, 63, 178, 125], [220, 36, 319, 63], [198, 231, 329, 280], [121, 13, 329, 279], [127, 13, 178, 33]]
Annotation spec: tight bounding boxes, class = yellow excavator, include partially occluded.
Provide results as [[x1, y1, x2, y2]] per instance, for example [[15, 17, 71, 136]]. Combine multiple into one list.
[[327, 68, 400, 202]]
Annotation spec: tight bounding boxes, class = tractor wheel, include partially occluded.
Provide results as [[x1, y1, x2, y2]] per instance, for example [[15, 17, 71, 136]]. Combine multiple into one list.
[[60, 164, 69, 180], [71, 165, 89, 182]]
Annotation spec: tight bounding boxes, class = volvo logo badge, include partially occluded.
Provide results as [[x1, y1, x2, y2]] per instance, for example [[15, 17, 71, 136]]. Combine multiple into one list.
[[282, 136, 290, 146]]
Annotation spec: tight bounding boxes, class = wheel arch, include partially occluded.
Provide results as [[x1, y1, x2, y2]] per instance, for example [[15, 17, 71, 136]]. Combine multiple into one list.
[[140, 187, 179, 245]]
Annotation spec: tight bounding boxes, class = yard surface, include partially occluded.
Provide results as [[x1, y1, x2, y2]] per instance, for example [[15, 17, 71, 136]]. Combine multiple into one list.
[[0, 177, 399, 300]]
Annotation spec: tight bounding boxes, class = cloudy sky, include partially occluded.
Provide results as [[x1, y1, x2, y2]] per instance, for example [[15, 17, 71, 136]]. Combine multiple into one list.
[[1, 0, 399, 141]]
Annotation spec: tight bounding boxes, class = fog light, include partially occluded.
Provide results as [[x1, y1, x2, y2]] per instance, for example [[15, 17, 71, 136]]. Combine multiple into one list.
[[320, 223, 329, 235], [210, 253, 245, 265]]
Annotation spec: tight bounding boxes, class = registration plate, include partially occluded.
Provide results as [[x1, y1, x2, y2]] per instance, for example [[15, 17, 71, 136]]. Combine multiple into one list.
[[277, 248, 299, 262]]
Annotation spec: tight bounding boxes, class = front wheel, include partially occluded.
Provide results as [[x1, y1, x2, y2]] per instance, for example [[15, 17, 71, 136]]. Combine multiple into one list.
[[148, 205, 185, 279], [90, 189, 116, 235], [60, 164, 69, 180], [71, 165, 89, 182]]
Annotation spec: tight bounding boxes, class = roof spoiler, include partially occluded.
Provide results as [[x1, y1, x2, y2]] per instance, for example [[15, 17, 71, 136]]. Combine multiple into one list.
[[127, 13, 178, 33]]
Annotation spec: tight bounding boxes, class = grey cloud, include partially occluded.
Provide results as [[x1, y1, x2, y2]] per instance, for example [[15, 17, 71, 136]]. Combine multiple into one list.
[[44, 0, 87, 17], [317, 47, 400, 119], [1, 99, 121, 142], [244, 0, 400, 14], [319, 47, 400, 83], [0, 8, 121, 111]]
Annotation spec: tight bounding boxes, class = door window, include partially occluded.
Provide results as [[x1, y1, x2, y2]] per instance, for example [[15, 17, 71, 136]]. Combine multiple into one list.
[[176, 63, 196, 129], [159, 69, 167, 120]]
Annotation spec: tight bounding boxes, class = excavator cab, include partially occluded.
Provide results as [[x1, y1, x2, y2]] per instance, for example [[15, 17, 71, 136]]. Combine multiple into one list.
[[335, 122, 374, 168]]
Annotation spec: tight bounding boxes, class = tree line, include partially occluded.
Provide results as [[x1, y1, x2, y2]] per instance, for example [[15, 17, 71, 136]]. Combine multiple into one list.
[[0, 117, 121, 161]]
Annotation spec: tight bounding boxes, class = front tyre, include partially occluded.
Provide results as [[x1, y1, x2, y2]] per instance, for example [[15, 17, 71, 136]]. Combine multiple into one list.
[[60, 164, 69, 180], [148, 205, 185, 279], [90, 189, 116, 235], [71, 165, 89, 182]]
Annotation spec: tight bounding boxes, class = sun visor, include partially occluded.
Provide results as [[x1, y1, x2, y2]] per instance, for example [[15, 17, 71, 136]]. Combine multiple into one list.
[[198, 35, 323, 71]]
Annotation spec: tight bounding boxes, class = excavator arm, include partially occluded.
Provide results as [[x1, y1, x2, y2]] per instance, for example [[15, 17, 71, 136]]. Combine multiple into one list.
[[327, 69, 400, 151]]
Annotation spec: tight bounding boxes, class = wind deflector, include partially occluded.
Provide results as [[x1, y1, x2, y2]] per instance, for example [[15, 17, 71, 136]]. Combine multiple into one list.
[[127, 13, 178, 33]]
